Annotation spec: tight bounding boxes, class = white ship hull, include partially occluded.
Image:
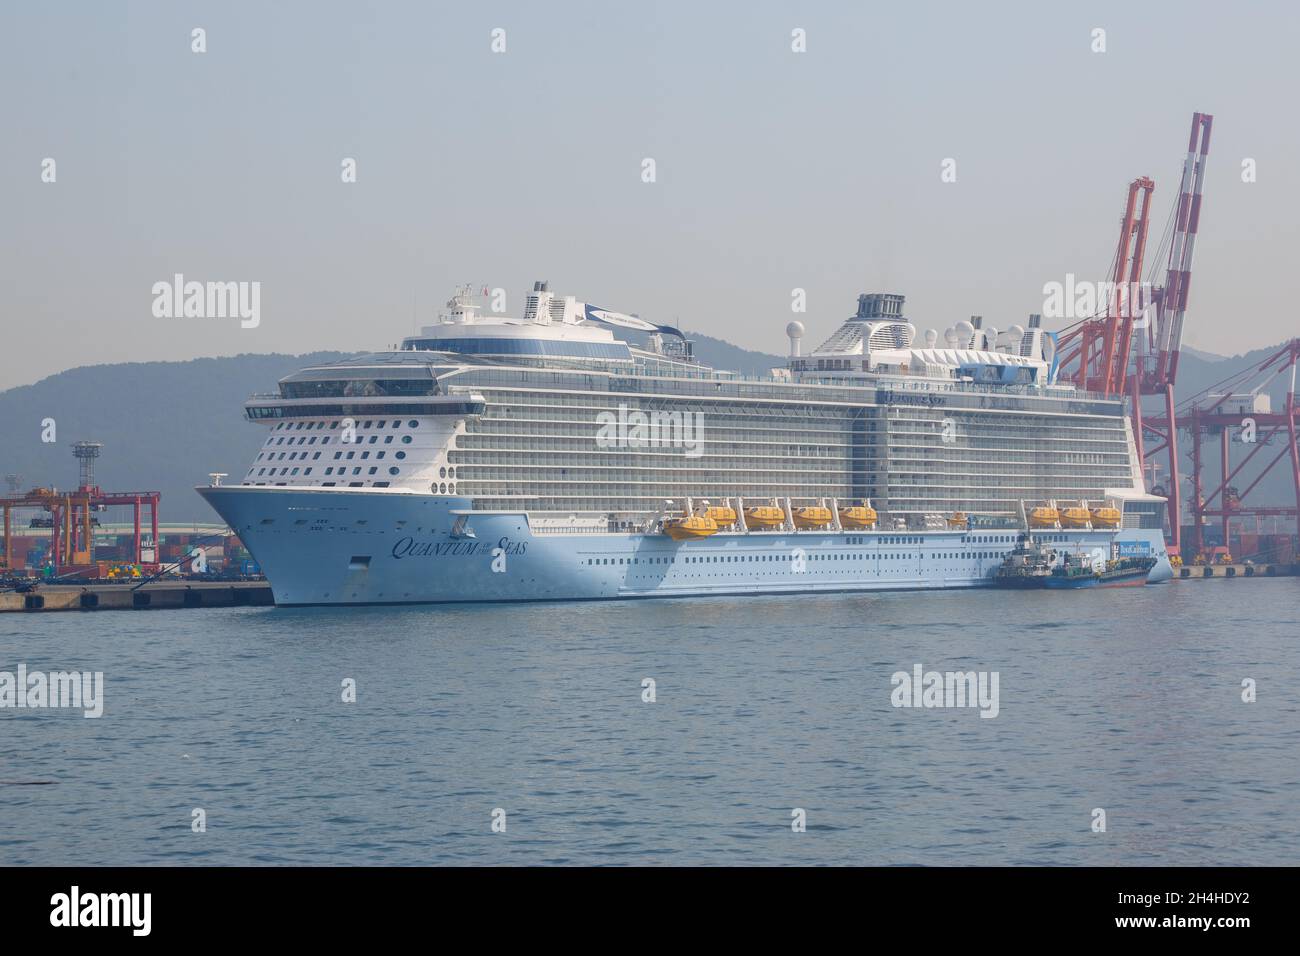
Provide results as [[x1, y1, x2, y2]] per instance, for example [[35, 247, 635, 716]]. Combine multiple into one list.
[[200, 487, 1173, 606]]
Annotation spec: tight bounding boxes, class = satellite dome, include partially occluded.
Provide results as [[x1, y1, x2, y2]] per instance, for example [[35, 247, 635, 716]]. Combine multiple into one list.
[[786, 321, 806, 358]]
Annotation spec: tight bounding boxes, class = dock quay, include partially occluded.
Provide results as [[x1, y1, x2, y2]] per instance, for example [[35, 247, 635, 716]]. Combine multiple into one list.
[[1175, 563, 1299, 580], [1, 580, 273, 612]]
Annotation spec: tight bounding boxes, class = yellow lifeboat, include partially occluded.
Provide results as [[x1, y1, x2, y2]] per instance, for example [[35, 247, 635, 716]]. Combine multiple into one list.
[[704, 505, 738, 526], [1029, 506, 1060, 529], [662, 515, 718, 540], [1090, 505, 1121, 529], [793, 505, 834, 529], [743, 505, 785, 529], [946, 512, 967, 529], [839, 504, 878, 529], [1059, 506, 1092, 529]]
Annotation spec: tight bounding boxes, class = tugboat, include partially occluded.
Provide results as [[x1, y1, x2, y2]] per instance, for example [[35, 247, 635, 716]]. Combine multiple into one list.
[[992, 537, 1058, 588]]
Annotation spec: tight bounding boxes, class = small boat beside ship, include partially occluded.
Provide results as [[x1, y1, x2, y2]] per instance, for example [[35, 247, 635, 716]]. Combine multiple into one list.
[[991, 538, 1059, 588], [994, 539, 1157, 589], [1043, 552, 1158, 589]]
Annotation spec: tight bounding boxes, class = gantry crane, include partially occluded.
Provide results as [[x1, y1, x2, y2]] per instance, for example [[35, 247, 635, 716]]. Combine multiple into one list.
[[1055, 113, 1215, 556]]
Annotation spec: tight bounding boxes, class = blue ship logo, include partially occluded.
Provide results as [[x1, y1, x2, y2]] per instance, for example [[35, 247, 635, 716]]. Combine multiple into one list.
[[1116, 541, 1152, 557]]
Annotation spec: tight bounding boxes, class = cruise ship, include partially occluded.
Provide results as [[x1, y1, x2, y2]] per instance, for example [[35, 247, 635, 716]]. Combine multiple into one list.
[[198, 283, 1174, 605]]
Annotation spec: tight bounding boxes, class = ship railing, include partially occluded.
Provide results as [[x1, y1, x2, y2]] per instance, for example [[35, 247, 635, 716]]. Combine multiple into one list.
[[530, 524, 653, 535], [651, 372, 1113, 403]]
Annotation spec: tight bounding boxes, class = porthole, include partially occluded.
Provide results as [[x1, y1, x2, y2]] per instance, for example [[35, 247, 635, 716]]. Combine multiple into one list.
[[408, 420, 419, 428], [439, 483, 447, 493], [447, 467, 455, 479], [401, 436, 412, 444], [439, 467, 446, 478], [389, 467, 399, 476], [395, 451, 406, 460]]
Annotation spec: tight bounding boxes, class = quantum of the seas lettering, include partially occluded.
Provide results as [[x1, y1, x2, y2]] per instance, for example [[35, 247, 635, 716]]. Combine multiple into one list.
[[390, 537, 483, 559]]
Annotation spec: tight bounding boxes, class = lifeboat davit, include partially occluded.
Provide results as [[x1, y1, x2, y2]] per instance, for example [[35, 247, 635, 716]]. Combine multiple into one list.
[[839, 504, 878, 529], [1059, 506, 1092, 529], [946, 512, 967, 529], [1029, 506, 1060, 529], [743, 506, 785, 529], [1090, 506, 1121, 529], [793, 505, 834, 529], [662, 515, 718, 540]]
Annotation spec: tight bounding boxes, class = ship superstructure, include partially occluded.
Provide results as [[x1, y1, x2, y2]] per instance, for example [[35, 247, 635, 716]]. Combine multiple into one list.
[[199, 283, 1172, 604]]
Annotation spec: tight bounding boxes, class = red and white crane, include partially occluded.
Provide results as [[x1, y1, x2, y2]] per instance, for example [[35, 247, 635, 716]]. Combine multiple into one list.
[[1135, 113, 1214, 554], [1055, 113, 1216, 555]]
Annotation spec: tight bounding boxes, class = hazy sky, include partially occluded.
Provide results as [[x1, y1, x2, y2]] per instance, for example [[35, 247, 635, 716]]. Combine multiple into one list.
[[3, 0, 1297, 390]]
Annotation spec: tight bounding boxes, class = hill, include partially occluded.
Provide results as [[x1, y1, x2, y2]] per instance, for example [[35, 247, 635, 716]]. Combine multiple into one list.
[[0, 353, 346, 524]]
